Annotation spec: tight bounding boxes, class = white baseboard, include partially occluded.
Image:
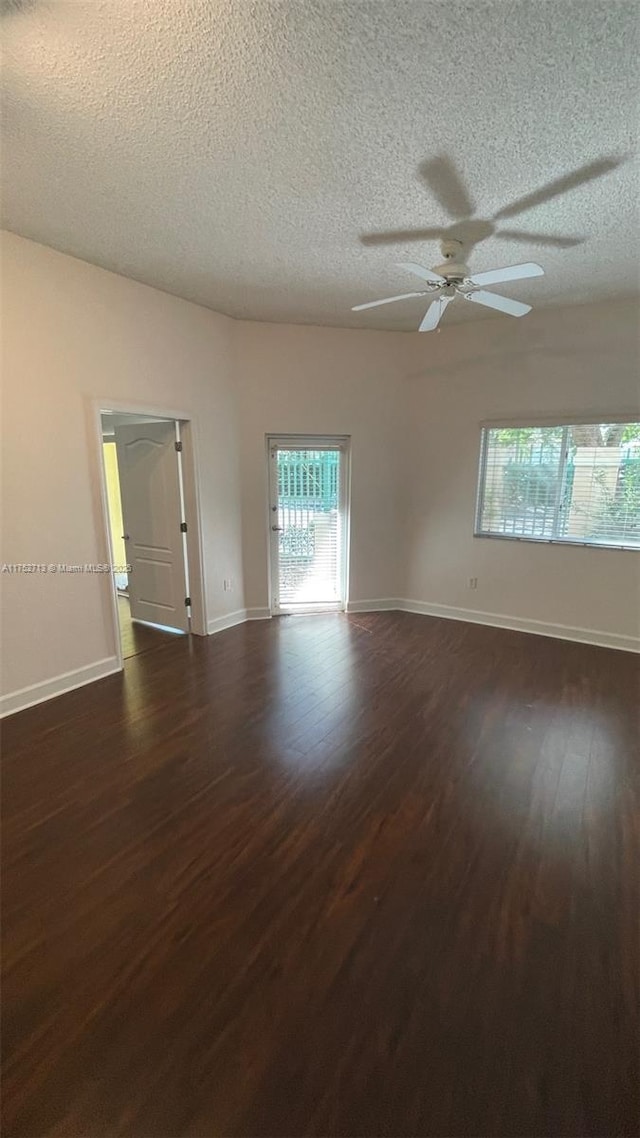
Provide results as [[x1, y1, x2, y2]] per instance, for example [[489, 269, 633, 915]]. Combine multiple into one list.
[[207, 609, 248, 635], [0, 656, 122, 719], [206, 607, 272, 635], [347, 598, 639, 654], [245, 607, 272, 621], [346, 598, 403, 613]]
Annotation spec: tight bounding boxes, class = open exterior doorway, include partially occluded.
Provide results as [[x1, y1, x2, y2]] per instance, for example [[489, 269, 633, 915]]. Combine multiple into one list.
[[267, 436, 351, 614], [96, 403, 207, 665]]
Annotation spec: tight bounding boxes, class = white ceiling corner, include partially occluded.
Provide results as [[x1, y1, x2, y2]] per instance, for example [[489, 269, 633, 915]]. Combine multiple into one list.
[[1, 0, 639, 330]]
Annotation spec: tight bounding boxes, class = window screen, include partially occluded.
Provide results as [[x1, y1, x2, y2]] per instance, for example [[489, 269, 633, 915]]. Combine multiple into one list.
[[476, 422, 640, 550]]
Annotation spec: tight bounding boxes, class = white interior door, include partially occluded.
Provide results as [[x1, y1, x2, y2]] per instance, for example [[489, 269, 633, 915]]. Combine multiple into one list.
[[268, 438, 349, 614], [115, 421, 189, 632]]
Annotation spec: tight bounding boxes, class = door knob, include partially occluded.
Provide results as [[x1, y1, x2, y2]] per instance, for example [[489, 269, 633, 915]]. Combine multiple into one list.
[[122, 534, 130, 540], [271, 525, 284, 532]]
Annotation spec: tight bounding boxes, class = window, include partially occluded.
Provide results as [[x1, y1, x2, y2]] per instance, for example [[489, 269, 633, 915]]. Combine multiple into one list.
[[476, 421, 640, 550]]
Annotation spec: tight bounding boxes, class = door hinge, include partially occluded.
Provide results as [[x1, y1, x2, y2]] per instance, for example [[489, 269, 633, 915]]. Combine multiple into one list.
[[185, 596, 191, 607], [175, 440, 183, 452], [180, 521, 188, 533]]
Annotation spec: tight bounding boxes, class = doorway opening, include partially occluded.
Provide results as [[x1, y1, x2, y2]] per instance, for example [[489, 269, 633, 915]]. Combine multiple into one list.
[[100, 410, 196, 661], [267, 436, 350, 615]]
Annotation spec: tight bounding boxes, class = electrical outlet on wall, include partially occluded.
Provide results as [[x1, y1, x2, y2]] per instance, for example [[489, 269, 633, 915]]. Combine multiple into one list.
[[468, 577, 478, 590]]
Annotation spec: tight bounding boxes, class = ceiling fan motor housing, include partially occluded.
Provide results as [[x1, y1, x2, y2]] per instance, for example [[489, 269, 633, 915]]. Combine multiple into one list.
[[433, 261, 469, 283], [434, 238, 469, 283]]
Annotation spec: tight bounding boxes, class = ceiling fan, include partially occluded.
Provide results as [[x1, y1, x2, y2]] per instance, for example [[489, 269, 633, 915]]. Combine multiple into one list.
[[352, 240, 544, 331]]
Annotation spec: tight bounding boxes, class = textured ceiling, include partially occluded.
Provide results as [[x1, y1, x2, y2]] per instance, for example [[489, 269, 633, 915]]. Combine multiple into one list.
[[2, 0, 639, 330]]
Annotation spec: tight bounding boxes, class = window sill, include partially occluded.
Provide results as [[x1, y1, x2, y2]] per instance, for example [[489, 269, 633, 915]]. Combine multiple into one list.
[[474, 532, 640, 552]]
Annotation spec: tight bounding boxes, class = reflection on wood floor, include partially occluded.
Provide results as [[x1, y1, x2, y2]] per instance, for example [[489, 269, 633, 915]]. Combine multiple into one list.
[[117, 593, 179, 659], [2, 612, 639, 1137]]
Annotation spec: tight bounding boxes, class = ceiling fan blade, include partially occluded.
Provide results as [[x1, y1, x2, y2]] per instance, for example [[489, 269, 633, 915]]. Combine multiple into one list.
[[496, 228, 585, 249], [360, 227, 445, 247], [419, 295, 453, 332], [352, 291, 425, 312], [397, 262, 446, 285], [419, 156, 475, 219], [468, 262, 544, 287], [465, 290, 532, 317], [493, 155, 624, 221]]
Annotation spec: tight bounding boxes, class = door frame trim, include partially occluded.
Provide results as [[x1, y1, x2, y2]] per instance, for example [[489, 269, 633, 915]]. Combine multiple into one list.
[[266, 434, 351, 616], [91, 398, 208, 670]]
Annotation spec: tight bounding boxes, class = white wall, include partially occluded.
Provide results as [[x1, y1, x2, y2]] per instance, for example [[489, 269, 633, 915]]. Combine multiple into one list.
[[2, 232, 638, 715], [232, 304, 639, 647], [401, 299, 640, 647], [233, 321, 412, 611], [1, 232, 244, 706]]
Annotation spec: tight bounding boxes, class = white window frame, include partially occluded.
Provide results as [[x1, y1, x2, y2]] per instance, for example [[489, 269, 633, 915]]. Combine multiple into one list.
[[474, 415, 640, 552]]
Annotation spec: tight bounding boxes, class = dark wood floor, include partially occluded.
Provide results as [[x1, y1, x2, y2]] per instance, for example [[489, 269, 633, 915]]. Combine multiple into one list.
[[118, 593, 179, 659], [2, 613, 639, 1137]]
